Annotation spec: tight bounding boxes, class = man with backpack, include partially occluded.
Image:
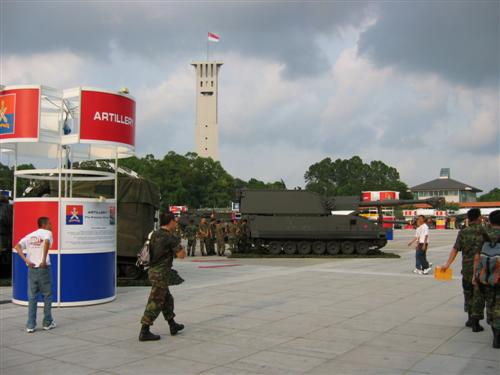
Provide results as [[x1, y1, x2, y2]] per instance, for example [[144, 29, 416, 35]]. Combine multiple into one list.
[[473, 210, 500, 348], [440, 208, 485, 331], [139, 212, 186, 341]]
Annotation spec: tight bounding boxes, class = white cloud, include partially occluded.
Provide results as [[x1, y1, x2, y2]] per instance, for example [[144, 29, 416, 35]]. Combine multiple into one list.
[[1, 51, 86, 88]]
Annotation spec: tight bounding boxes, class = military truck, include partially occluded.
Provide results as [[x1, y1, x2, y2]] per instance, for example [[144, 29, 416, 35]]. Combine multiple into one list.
[[235, 189, 443, 256]]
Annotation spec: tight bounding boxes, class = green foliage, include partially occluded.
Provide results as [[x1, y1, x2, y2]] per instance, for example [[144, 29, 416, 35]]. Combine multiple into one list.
[[120, 152, 286, 209], [0, 162, 35, 196], [479, 188, 500, 202], [304, 156, 411, 199]]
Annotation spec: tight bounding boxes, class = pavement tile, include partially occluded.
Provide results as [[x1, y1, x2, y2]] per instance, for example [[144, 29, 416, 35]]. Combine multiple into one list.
[[333, 345, 427, 371], [108, 356, 215, 375], [364, 333, 446, 353], [410, 354, 474, 374], [389, 322, 462, 339], [305, 359, 406, 375], [164, 342, 259, 366], [271, 337, 357, 359], [2, 358, 94, 375], [0, 347, 45, 370], [227, 350, 327, 374], [56, 344, 149, 370]]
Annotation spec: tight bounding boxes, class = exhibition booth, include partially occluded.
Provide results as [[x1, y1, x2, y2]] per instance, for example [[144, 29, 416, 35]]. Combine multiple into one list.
[[0, 85, 135, 306]]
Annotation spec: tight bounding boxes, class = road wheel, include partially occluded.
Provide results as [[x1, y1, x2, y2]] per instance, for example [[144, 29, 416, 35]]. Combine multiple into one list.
[[283, 241, 297, 255], [297, 241, 312, 255], [341, 241, 355, 255], [268, 241, 282, 255], [312, 241, 326, 255], [326, 241, 340, 255], [356, 241, 370, 255]]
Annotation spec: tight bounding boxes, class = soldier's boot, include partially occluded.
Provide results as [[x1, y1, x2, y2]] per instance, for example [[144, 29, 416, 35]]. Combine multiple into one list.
[[465, 313, 472, 328], [139, 324, 160, 341], [168, 318, 184, 336], [471, 318, 484, 333], [493, 328, 500, 349]]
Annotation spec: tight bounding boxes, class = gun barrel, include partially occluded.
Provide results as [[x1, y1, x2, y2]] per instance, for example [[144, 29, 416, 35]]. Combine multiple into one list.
[[358, 197, 444, 208]]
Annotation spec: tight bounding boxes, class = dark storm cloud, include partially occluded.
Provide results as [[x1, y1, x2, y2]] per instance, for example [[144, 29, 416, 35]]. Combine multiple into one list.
[[1, 1, 371, 77], [358, 1, 500, 88]]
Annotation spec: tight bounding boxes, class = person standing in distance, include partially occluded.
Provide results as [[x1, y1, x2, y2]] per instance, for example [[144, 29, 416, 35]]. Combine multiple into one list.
[[139, 212, 186, 341], [440, 208, 485, 331], [408, 215, 431, 274], [184, 219, 198, 256], [13, 217, 56, 333]]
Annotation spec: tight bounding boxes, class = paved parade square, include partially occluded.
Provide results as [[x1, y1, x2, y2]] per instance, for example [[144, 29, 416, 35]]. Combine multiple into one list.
[[1, 230, 499, 375]]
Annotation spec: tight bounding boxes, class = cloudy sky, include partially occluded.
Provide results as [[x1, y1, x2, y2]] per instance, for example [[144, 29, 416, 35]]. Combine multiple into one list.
[[1, 1, 499, 192]]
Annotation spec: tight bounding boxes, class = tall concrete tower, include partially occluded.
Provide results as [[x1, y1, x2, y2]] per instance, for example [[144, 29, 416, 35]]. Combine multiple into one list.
[[191, 61, 223, 160]]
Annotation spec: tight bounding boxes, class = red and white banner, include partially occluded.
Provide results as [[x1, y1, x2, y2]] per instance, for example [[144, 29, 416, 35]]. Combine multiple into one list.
[[362, 191, 399, 202], [208, 32, 220, 42], [80, 89, 135, 147], [0, 87, 40, 143]]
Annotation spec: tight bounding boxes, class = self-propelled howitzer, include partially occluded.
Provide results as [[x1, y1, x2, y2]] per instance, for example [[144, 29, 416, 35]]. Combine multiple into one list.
[[235, 189, 443, 256]]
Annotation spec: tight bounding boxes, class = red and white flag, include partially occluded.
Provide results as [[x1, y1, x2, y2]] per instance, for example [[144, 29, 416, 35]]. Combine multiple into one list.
[[208, 32, 220, 42]]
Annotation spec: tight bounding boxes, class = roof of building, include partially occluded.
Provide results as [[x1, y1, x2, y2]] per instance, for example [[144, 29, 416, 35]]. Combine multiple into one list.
[[410, 177, 482, 192]]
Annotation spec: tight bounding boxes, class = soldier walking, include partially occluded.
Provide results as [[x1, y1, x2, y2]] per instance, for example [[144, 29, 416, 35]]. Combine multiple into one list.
[[473, 210, 500, 348], [198, 218, 210, 256], [184, 219, 198, 256], [441, 209, 485, 331], [139, 212, 186, 341]]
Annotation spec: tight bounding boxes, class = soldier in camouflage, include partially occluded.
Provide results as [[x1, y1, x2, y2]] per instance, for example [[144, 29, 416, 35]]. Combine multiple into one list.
[[441, 208, 485, 332], [215, 220, 226, 256], [139, 212, 186, 341], [184, 219, 198, 256], [474, 210, 500, 348], [198, 218, 210, 256], [227, 220, 238, 253]]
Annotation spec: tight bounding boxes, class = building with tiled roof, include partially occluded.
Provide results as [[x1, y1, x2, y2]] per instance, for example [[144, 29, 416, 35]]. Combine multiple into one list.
[[410, 168, 482, 203]]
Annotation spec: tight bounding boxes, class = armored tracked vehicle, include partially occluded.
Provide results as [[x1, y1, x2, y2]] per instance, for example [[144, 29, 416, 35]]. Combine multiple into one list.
[[236, 189, 442, 256]]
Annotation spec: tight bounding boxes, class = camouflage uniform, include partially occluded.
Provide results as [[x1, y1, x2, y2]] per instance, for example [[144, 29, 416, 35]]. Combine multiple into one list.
[[479, 227, 500, 330], [236, 220, 250, 252], [209, 220, 217, 255], [141, 228, 181, 326], [227, 222, 238, 252], [215, 223, 226, 256], [453, 223, 485, 319], [198, 222, 210, 256], [184, 224, 197, 256]]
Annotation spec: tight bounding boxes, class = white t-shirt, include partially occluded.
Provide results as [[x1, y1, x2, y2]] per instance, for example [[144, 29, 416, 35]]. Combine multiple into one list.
[[415, 223, 429, 244], [18, 229, 53, 267]]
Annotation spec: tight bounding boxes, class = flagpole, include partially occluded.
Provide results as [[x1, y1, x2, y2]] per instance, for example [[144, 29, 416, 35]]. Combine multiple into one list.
[[207, 33, 209, 61]]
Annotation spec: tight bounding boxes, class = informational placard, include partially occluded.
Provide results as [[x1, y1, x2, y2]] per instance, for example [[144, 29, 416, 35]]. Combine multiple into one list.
[[0, 87, 40, 142], [80, 89, 135, 147], [61, 201, 116, 251]]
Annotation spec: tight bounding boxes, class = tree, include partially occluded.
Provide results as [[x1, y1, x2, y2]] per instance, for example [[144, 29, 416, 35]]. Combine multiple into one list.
[[119, 152, 286, 209], [0, 162, 36, 196], [479, 188, 500, 202], [304, 156, 411, 199]]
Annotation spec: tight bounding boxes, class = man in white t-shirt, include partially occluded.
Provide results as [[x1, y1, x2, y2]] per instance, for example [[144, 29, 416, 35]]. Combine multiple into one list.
[[14, 217, 56, 332], [408, 215, 432, 275]]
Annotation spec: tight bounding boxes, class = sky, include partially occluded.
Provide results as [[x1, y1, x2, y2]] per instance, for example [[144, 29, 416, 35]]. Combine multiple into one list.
[[1, 1, 499, 193]]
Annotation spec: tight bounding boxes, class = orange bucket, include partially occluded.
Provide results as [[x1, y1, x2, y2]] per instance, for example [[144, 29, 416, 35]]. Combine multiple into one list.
[[434, 266, 452, 281]]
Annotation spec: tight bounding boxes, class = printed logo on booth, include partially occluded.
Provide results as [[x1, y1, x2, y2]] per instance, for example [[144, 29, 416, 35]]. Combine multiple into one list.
[[66, 205, 84, 225], [0, 94, 16, 135]]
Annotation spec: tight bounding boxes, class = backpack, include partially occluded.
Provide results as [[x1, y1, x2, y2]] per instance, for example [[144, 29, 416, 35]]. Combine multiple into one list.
[[136, 230, 155, 269], [476, 233, 500, 286]]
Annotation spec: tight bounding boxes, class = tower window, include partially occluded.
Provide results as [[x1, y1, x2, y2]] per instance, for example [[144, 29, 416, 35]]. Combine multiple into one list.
[[211, 81, 214, 87], [205, 137, 208, 140], [205, 148, 207, 151], [205, 125, 208, 128], [200, 81, 203, 87]]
